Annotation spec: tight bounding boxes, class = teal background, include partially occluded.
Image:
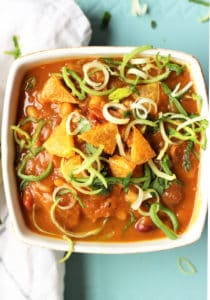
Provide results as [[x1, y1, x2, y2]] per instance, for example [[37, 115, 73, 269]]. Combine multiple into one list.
[[65, 1, 209, 299]]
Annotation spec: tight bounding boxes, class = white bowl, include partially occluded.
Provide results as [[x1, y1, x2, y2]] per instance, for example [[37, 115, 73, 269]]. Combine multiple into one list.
[[1, 47, 209, 254]]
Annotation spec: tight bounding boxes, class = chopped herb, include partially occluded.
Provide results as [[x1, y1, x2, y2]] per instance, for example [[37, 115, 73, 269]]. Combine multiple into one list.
[[151, 20, 157, 29], [151, 177, 169, 195], [189, 0, 210, 6], [78, 118, 91, 133], [25, 76, 37, 91], [183, 141, 194, 171], [123, 110, 132, 118], [101, 11, 111, 29], [4, 35, 21, 59]]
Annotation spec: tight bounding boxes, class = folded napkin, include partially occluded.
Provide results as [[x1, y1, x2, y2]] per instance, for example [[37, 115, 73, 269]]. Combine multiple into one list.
[[0, 1, 91, 299]]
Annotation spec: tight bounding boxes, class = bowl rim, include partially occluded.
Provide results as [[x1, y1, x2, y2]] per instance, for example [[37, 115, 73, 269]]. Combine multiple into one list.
[[1, 46, 209, 254]]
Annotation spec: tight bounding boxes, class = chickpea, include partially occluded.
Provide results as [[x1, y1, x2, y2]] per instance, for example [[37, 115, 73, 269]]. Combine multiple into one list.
[[26, 106, 39, 118], [60, 102, 73, 116]]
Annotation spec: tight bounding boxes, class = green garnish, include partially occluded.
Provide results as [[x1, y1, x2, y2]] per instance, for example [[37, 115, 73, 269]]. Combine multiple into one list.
[[151, 20, 157, 29], [17, 154, 53, 182], [160, 155, 173, 176], [188, 0, 210, 6], [183, 141, 194, 171], [177, 256, 197, 275], [150, 203, 178, 239], [161, 83, 188, 116], [62, 67, 86, 100], [108, 87, 132, 102], [25, 76, 37, 91], [101, 11, 111, 29], [198, 12, 210, 22], [4, 35, 21, 59], [123, 110, 132, 118]]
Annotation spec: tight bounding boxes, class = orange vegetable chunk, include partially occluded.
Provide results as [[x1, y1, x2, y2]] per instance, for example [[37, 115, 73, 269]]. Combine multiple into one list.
[[43, 118, 74, 158], [109, 155, 136, 178], [130, 127, 155, 164], [40, 75, 78, 104], [79, 123, 118, 155]]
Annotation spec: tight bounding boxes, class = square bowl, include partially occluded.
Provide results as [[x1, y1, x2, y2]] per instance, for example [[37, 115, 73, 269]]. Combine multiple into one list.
[[1, 46, 209, 254]]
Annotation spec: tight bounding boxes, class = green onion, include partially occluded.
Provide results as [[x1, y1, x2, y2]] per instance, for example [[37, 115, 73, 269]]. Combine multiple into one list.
[[32, 204, 58, 236], [50, 198, 108, 238], [122, 211, 136, 234], [188, 0, 210, 6], [148, 159, 176, 181], [4, 35, 21, 59], [149, 203, 178, 239], [25, 76, 37, 91], [120, 45, 153, 81], [198, 12, 210, 22], [108, 87, 132, 102], [183, 141, 194, 171], [161, 83, 188, 116], [177, 256, 197, 275], [59, 236, 74, 263], [101, 11, 111, 29], [151, 20, 157, 29], [62, 67, 86, 100], [17, 154, 53, 182]]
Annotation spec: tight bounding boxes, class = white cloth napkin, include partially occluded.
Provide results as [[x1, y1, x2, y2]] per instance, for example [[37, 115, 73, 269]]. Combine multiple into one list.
[[0, 1, 91, 300]]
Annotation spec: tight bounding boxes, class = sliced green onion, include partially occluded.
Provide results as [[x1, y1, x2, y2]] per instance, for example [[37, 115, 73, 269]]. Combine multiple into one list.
[[62, 66, 85, 100], [120, 45, 153, 81], [116, 133, 126, 156], [171, 81, 193, 98], [18, 154, 53, 182], [66, 111, 81, 135], [50, 198, 108, 238], [131, 0, 148, 16], [148, 159, 176, 181], [83, 60, 109, 90], [32, 204, 58, 236], [124, 119, 157, 140], [176, 116, 206, 131], [108, 86, 132, 102], [103, 102, 130, 124], [59, 235, 74, 263], [52, 185, 84, 209], [161, 83, 188, 116], [127, 68, 148, 80], [149, 203, 178, 239], [177, 256, 197, 275]]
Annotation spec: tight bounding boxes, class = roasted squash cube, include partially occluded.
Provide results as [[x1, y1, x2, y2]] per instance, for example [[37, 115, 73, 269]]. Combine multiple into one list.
[[130, 127, 155, 164], [79, 123, 118, 155], [109, 155, 136, 178], [43, 118, 74, 158], [40, 75, 78, 104]]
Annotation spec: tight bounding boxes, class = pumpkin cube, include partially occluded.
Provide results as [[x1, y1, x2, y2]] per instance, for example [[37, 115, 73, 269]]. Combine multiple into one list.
[[109, 155, 136, 178], [79, 123, 118, 155], [43, 118, 74, 158], [130, 127, 155, 164]]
